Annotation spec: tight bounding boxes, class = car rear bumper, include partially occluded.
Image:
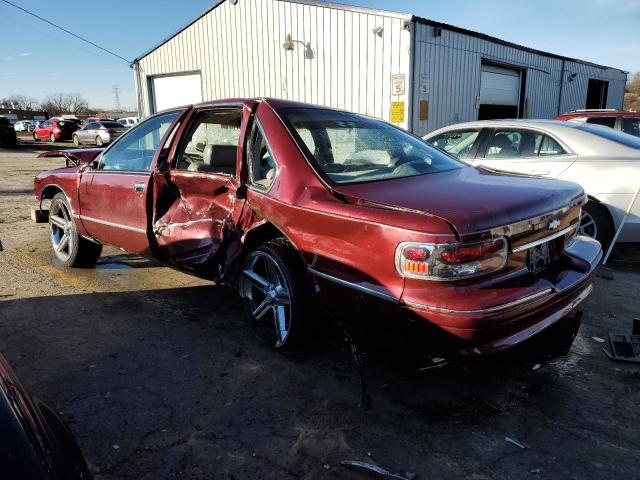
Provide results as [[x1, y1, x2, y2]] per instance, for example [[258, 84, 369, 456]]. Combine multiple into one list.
[[401, 236, 601, 356]]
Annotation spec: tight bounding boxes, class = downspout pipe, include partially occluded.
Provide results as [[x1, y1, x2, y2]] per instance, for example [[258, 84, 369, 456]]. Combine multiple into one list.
[[557, 58, 565, 115]]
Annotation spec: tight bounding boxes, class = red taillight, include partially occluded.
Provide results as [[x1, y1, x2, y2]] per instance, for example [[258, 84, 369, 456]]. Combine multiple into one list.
[[404, 247, 430, 262], [441, 239, 504, 264]]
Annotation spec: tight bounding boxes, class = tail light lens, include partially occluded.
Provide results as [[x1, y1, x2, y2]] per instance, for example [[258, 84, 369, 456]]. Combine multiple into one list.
[[395, 237, 508, 281]]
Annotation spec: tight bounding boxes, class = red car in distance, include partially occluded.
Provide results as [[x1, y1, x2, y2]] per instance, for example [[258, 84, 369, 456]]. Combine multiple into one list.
[[553, 109, 640, 138], [33, 119, 80, 142], [34, 99, 601, 357]]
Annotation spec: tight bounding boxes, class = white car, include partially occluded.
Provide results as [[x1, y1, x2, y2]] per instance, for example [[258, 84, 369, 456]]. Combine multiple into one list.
[[117, 117, 139, 128], [14, 120, 34, 132], [424, 120, 640, 247]]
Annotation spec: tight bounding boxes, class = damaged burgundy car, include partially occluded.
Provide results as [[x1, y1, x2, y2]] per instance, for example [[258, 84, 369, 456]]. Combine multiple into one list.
[[34, 99, 601, 355]]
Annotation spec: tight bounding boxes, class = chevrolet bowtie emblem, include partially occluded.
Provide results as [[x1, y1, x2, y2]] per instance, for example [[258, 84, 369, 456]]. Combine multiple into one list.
[[547, 219, 561, 230]]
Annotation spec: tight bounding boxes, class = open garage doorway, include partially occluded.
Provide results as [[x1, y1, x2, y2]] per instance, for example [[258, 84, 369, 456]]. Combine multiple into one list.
[[478, 63, 524, 120], [149, 72, 203, 114], [586, 79, 609, 109]]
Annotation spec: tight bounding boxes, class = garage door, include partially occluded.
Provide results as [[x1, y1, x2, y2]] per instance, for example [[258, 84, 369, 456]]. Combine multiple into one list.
[[480, 64, 520, 106], [151, 73, 203, 113]]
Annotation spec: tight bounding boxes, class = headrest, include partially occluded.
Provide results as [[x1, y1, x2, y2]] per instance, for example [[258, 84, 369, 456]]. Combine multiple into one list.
[[210, 145, 237, 167]]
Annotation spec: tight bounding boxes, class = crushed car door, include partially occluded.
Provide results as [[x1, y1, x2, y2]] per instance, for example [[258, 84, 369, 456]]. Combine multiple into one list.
[[151, 106, 249, 276], [77, 110, 181, 254]]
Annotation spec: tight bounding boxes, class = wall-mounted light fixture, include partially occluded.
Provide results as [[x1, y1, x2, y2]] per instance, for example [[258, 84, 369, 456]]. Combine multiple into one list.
[[372, 26, 383, 37], [282, 34, 314, 59], [568, 73, 577, 82]]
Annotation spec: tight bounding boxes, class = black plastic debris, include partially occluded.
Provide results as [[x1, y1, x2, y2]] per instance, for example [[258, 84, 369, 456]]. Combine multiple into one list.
[[341, 460, 413, 480], [605, 319, 640, 364]]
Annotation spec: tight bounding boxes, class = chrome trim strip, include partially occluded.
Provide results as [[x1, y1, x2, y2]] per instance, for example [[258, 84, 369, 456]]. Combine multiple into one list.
[[404, 288, 554, 314], [512, 224, 577, 253], [78, 215, 146, 234], [308, 268, 399, 304]]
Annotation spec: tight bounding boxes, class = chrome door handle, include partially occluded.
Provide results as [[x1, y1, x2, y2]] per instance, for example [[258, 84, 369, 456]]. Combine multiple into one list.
[[133, 182, 145, 192]]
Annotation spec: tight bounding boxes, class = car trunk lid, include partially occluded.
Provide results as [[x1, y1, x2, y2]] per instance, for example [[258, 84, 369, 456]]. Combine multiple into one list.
[[333, 166, 584, 249]]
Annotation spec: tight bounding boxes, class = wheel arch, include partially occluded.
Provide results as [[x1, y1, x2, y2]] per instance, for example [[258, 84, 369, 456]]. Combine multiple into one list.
[[240, 221, 305, 265], [585, 194, 617, 229]]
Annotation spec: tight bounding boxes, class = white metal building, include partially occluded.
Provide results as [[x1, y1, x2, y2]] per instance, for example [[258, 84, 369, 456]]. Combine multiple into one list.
[[132, 0, 628, 135]]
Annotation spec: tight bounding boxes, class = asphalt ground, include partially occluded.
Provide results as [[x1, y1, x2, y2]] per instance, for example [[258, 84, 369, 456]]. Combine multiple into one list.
[[0, 140, 639, 479]]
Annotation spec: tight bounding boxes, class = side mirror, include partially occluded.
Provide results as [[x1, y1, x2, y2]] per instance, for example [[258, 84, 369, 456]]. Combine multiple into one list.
[[156, 160, 170, 172], [89, 159, 100, 170], [236, 184, 248, 199]]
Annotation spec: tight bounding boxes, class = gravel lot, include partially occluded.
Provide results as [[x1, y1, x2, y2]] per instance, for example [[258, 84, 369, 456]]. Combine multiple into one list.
[[0, 139, 639, 479]]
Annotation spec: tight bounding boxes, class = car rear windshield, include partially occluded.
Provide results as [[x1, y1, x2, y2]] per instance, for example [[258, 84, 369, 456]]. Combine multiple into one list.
[[621, 117, 640, 138], [278, 108, 463, 184], [100, 121, 124, 129], [576, 124, 640, 149]]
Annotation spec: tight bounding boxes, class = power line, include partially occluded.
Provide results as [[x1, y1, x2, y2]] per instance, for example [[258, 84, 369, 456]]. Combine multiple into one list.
[[0, 0, 131, 64]]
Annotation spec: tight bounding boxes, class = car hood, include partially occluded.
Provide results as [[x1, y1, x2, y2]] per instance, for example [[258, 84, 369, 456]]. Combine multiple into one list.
[[38, 148, 102, 167], [333, 166, 584, 237]]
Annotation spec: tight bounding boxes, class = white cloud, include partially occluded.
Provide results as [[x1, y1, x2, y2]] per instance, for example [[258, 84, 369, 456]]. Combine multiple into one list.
[[17, 52, 34, 57]]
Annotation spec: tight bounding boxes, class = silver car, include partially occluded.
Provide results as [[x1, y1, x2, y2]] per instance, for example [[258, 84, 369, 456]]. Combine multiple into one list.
[[424, 120, 640, 248], [73, 121, 126, 147]]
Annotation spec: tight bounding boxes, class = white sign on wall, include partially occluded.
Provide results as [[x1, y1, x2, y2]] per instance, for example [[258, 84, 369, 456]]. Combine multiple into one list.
[[391, 74, 406, 96]]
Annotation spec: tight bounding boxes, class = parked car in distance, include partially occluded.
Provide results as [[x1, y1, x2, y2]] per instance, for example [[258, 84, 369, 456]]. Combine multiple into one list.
[[0, 116, 17, 146], [117, 117, 139, 128], [0, 352, 91, 479], [424, 120, 640, 248], [73, 121, 127, 146], [33, 119, 79, 142], [14, 120, 34, 132], [34, 99, 600, 357], [554, 109, 640, 138]]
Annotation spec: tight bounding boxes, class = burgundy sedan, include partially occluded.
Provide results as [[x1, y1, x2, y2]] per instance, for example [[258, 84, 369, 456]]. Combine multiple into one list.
[[33, 99, 601, 356]]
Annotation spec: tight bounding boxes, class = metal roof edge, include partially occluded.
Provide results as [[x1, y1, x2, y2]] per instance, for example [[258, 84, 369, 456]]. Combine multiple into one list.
[[279, 0, 411, 19], [411, 16, 628, 75], [131, 0, 226, 65]]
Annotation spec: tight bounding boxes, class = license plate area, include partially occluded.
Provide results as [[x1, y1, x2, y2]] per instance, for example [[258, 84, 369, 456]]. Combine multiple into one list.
[[528, 238, 562, 273]]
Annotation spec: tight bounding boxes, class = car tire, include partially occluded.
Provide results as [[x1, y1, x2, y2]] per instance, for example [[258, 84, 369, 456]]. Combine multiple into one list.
[[239, 239, 312, 349], [49, 193, 103, 267], [580, 201, 614, 250], [95, 136, 103, 147], [73, 135, 80, 146], [49, 133, 56, 142], [33, 132, 40, 142]]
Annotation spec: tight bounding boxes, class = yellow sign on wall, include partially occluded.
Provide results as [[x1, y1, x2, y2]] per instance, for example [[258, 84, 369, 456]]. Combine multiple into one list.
[[419, 100, 429, 120], [390, 102, 405, 123]]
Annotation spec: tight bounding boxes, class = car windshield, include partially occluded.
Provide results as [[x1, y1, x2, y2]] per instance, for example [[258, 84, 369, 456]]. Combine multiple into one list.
[[279, 108, 462, 184], [576, 123, 640, 149]]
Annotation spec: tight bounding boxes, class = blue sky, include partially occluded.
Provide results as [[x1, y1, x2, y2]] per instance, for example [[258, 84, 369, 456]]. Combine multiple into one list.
[[1, 0, 638, 110]]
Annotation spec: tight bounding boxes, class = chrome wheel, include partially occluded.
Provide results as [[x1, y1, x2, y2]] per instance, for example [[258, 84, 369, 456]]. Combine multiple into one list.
[[579, 210, 598, 239], [73, 135, 80, 146], [239, 251, 292, 347], [96, 136, 103, 146], [49, 200, 75, 262], [50, 133, 56, 142]]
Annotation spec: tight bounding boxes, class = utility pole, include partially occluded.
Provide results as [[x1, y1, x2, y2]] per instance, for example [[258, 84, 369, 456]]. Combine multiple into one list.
[[112, 85, 121, 111]]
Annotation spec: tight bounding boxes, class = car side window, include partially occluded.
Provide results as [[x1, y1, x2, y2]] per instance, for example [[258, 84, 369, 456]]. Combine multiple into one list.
[[98, 111, 179, 172], [586, 117, 616, 128], [538, 135, 564, 156], [427, 130, 481, 159], [621, 117, 640, 138], [484, 129, 564, 158], [175, 109, 241, 175], [247, 123, 277, 190]]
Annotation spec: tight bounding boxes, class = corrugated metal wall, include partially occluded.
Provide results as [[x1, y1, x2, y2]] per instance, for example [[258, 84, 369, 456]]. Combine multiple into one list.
[[410, 22, 627, 136], [135, 0, 413, 129]]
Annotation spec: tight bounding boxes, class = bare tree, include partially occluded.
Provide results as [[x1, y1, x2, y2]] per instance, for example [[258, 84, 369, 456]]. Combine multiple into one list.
[[40, 93, 89, 116], [625, 72, 640, 112], [0, 94, 40, 110]]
